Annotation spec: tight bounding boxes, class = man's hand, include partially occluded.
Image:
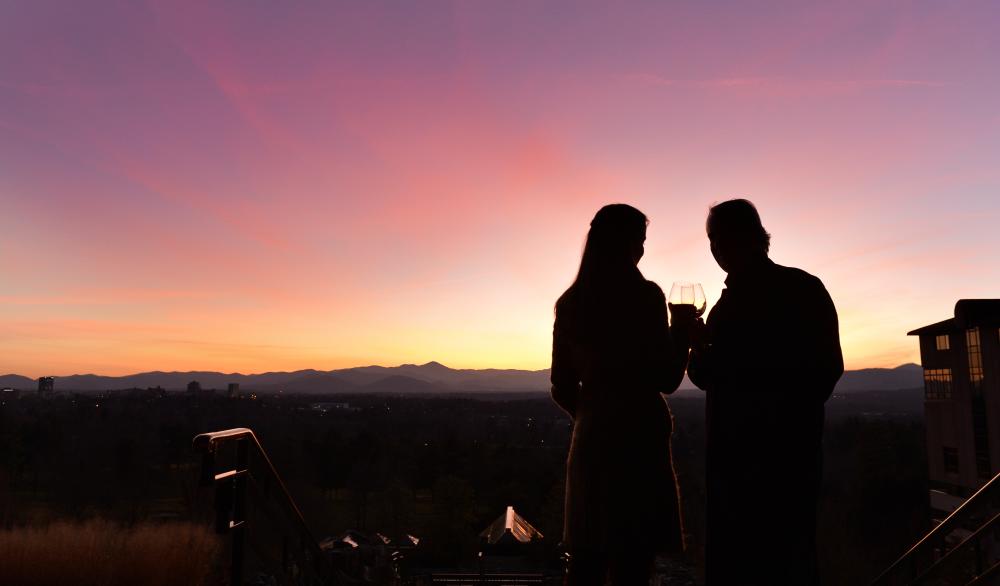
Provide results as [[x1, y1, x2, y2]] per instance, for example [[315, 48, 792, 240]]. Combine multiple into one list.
[[688, 318, 708, 353], [668, 303, 698, 329]]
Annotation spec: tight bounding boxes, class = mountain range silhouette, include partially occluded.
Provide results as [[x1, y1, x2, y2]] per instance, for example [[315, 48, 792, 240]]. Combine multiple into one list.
[[0, 362, 922, 394]]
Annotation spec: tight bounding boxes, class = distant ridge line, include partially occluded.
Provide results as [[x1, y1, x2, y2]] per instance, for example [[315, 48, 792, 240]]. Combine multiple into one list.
[[0, 362, 922, 394]]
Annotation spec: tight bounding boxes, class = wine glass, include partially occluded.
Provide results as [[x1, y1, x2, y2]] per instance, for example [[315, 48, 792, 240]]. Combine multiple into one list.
[[668, 281, 707, 319]]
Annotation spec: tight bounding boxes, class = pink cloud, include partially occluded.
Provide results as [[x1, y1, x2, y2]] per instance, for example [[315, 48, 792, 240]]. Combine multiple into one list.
[[625, 73, 944, 96]]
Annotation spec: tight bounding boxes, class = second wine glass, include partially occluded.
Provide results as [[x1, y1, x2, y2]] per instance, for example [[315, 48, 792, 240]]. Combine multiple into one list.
[[668, 281, 707, 318]]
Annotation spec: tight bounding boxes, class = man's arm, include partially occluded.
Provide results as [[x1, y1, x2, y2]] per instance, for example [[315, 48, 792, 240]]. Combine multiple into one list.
[[687, 339, 712, 391], [686, 307, 715, 392], [804, 277, 844, 402]]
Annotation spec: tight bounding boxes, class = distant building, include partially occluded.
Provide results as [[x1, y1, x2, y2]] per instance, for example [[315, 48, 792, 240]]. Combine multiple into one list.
[[129, 386, 165, 399], [227, 383, 239, 398], [38, 376, 54, 395], [909, 299, 1000, 514], [310, 402, 356, 413], [187, 380, 202, 393]]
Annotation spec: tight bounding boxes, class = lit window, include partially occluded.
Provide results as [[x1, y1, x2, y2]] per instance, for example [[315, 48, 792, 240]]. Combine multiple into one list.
[[943, 447, 959, 474], [924, 368, 952, 400], [968, 328, 983, 388], [936, 335, 950, 351]]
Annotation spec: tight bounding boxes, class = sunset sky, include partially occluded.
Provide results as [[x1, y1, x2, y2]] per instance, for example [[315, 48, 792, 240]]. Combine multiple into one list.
[[2, 1, 999, 377]]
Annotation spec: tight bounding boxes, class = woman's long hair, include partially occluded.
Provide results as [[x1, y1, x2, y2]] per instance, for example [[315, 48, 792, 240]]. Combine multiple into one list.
[[558, 204, 649, 336]]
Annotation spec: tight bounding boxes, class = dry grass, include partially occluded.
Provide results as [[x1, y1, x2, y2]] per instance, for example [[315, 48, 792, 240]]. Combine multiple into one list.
[[0, 519, 222, 586]]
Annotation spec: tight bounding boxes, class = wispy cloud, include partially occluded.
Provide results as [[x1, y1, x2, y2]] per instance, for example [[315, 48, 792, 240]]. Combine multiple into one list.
[[103, 148, 293, 252], [625, 73, 945, 95], [0, 80, 104, 100], [0, 318, 185, 339], [0, 288, 214, 307]]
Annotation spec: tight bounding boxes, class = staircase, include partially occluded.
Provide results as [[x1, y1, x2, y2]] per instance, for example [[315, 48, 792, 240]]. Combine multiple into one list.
[[873, 471, 1000, 585], [194, 427, 332, 585]]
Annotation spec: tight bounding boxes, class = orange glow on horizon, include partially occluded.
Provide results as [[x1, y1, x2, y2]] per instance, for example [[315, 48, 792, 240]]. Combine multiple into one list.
[[2, 2, 998, 378]]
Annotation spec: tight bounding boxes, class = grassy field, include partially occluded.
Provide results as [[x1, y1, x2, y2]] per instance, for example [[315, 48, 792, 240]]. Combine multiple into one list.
[[0, 519, 222, 585]]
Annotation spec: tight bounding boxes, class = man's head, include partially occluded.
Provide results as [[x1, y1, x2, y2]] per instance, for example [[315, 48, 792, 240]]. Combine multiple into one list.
[[706, 199, 770, 273]]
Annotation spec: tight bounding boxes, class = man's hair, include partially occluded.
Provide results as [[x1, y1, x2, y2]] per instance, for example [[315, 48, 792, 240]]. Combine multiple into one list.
[[707, 199, 771, 253]]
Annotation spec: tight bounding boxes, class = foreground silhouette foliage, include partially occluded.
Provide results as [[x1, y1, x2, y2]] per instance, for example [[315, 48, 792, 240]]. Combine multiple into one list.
[[0, 519, 221, 585], [0, 390, 926, 582]]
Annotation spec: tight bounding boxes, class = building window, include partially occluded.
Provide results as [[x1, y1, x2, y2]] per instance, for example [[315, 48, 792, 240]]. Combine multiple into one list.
[[978, 455, 993, 480], [968, 328, 984, 390], [924, 368, 952, 400], [943, 447, 959, 474], [936, 334, 950, 351], [966, 327, 993, 479]]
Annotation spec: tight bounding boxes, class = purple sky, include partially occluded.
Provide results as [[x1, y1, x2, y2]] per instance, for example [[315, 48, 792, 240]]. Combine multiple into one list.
[[2, 1, 999, 376]]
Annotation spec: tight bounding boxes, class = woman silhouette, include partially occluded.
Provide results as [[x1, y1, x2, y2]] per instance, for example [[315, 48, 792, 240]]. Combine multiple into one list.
[[551, 204, 690, 585]]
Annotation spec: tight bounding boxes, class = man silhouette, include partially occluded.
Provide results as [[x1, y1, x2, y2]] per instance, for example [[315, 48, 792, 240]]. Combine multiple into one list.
[[688, 199, 843, 585]]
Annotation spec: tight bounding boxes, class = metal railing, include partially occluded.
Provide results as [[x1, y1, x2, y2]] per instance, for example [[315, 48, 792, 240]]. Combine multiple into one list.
[[194, 427, 329, 585], [872, 471, 1000, 585]]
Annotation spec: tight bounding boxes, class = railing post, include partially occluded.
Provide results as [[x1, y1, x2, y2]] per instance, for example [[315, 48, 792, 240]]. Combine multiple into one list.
[[199, 449, 216, 487], [282, 536, 289, 573], [975, 537, 984, 575], [232, 437, 249, 586], [215, 477, 233, 534], [194, 428, 328, 585], [234, 438, 248, 522]]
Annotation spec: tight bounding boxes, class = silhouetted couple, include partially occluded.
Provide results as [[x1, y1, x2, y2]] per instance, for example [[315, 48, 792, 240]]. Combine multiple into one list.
[[551, 200, 843, 586]]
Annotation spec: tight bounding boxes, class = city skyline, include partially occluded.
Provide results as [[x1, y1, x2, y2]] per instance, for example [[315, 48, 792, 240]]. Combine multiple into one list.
[[3, 2, 1000, 377]]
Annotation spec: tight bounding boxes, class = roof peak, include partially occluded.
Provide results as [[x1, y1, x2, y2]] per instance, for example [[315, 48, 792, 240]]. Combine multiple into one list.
[[909, 299, 1000, 336]]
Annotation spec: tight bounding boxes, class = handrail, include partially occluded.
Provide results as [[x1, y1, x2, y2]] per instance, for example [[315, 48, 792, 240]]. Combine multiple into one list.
[[193, 427, 328, 584], [194, 428, 315, 537], [911, 510, 1000, 584], [967, 559, 1000, 585], [872, 469, 1000, 585]]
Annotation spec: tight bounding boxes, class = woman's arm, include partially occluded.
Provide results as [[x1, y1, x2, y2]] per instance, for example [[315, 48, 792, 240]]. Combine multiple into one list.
[[550, 303, 580, 418], [652, 284, 690, 394]]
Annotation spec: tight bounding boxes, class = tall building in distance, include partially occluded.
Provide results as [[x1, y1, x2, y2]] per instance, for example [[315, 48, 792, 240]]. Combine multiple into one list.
[[37, 376, 54, 396], [909, 299, 1000, 515]]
